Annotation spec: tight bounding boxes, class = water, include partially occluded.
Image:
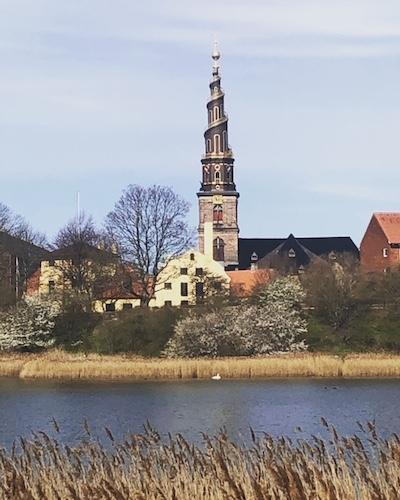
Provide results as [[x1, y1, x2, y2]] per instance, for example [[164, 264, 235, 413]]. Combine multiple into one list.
[[1, 377, 400, 447]]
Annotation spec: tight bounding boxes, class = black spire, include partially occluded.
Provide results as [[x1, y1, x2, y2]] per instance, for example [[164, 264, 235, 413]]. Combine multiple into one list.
[[200, 43, 236, 193]]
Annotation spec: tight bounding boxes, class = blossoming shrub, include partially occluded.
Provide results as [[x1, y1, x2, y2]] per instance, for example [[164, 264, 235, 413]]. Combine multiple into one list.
[[163, 277, 308, 358], [0, 297, 60, 352]]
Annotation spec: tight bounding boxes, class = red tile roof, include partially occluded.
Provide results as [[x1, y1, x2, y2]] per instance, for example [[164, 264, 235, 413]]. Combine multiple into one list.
[[227, 269, 274, 297], [374, 213, 400, 244]]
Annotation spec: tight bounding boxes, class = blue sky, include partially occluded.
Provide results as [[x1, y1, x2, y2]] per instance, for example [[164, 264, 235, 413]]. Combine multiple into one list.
[[1, 0, 400, 245]]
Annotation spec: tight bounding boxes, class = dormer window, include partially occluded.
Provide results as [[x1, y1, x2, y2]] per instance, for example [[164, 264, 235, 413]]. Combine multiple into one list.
[[288, 248, 296, 258], [383, 248, 389, 258], [251, 252, 258, 262]]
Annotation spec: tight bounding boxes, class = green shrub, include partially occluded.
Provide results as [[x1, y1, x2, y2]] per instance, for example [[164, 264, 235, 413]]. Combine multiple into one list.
[[53, 312, 102, 352], [90, 307, 182, 356]]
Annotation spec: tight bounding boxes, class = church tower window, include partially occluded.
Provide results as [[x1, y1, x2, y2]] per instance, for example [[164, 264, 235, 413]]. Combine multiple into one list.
[[214, 106, 220, 120], [213, 205, 223, 223], [213, 237, 225, 261], [222, 131, 227, 151], [214, 134, 221, 153]]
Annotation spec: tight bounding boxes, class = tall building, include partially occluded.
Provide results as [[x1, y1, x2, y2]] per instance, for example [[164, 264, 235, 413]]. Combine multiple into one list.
[[197, 44, 239, 269]]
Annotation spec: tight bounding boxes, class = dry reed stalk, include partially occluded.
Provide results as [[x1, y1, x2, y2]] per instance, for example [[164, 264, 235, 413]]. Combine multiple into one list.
[[0, 422, 399, 499], [1, 351, 400, 381]]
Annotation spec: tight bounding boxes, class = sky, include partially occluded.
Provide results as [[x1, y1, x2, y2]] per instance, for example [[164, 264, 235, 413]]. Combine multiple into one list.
[[1, 0, 400, 245]]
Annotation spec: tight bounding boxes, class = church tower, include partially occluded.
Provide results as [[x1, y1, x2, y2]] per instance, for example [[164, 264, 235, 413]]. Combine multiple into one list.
[[197, 44, 239, 268]]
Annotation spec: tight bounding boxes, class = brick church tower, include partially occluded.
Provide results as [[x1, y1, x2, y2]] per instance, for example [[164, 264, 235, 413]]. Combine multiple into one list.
[[197, 44, 239, 269]]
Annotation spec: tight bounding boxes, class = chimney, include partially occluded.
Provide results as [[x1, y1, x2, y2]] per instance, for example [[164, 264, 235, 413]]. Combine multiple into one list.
[[204, 221, 213, 258]]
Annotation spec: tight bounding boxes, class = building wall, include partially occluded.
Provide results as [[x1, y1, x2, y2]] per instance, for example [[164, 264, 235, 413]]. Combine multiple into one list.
[[152, 250, 230, 307], [93, 298, 141, 313], [360, 216, 400, 272], [37, 251, 230, 312]]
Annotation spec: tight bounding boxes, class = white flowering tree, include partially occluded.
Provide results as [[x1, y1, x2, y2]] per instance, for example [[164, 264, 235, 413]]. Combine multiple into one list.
[[163, 277, 308, 358], [163, 308, 243, 358], [0, 297, 60, 352], [258, 276, 305, 309]]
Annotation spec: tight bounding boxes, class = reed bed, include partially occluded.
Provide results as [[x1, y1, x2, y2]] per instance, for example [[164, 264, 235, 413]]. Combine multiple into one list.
[[1, 420, 400, 499], [0, 351, 400, 380]]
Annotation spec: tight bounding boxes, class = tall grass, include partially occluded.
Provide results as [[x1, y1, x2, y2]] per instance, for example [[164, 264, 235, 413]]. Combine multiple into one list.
[[1, 351, 400, 380], [1, 421, 400, 499]]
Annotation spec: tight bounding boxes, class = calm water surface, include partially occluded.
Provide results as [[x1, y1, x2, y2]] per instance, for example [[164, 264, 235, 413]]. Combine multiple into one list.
[[2, 377, 400, 447]]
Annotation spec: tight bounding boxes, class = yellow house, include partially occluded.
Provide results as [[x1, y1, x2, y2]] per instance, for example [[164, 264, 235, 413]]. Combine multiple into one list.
[[151, 250, 230, 308], [93, 250, 230, 312], [33, 244, 230, 312]]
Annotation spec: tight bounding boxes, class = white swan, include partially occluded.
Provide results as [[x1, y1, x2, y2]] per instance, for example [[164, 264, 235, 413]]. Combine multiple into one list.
[[211, 373, 221, 380]]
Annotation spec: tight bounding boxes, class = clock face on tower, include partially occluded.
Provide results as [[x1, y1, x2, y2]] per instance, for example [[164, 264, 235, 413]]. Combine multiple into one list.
[[215, 184, 221, 190]]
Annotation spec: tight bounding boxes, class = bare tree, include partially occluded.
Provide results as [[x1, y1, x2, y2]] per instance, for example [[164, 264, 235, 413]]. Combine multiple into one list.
[[301, 253, 360, 330], [105, 185, 194, 306], [53, 212, 118, 311]]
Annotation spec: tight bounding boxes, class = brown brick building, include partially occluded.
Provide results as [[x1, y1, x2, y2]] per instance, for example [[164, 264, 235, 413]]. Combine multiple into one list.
[[360, 213, 400, 273], [0, 231, 49, 301]]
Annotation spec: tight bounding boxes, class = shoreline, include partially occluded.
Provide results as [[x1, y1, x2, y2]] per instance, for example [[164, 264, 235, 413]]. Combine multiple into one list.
[[1, 351, 400, 381]]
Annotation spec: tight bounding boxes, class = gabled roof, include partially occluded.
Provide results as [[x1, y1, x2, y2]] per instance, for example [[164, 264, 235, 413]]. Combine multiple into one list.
[[238, 238, 285, 270], [49, 243, 116, 261], [238, 235, 359, 270], [258, 234, 317, 268], [0, 231, 49, 259], [373, 213, 400, 244]]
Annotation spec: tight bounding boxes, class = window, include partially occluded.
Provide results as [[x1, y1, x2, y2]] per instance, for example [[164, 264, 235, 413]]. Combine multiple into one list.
[[195, 282, 204, 302], [181, 300, 189, 307], [105, 303, 116, 312], [213, 205, 223, 223], [383, 248, 389, 258], [164, 300, 172, 307], [207, 139, 212, 153], [215, 171, 221, 183], [122, 303, 133, 311], [214, 106, 220, 120], [213, 237, 225, 262], [48, 280, 55, 293], [195, 268, 203, 277], [164, 282, 172, 290], [190, 253, 195, 261], [288, 248, 296, 258], [222, 131, 227, 151], [214, 134, 221, 152], [180, 268, 188, 275], [181, 282, 188, 296]]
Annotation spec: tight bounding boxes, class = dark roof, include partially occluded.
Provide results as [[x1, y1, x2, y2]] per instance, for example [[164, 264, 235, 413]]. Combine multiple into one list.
[[238, 235, 359, 270], [238, 238, 283, 270], [49, 243, 116, 261], [0, 231, 49, 259]]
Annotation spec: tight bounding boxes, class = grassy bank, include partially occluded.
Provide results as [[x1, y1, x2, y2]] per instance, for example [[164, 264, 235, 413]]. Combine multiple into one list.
[[1, 422, 398, 499], [1, 351, 400, 380]]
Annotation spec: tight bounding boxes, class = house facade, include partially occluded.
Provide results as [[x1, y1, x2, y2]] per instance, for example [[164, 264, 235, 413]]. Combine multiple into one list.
[[94, 250, 230, 312], [360, 213, 400, 273]]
